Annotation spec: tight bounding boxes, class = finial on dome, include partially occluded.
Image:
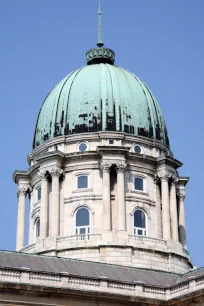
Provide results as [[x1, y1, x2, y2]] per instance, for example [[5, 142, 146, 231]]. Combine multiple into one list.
[[97, 0, 104, 47], [86, 0, 115, 65]]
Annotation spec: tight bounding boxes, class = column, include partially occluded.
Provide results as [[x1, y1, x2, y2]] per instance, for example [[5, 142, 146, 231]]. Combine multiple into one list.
[[177, 191, 187, 248], [170, 176, 179, 242], [16, 187, 27, 251], [28, 190, 34, 244], [155, 178, 162, 238], [158, 171, 171, 240], [116, 163, 127, 232], [38, 170, 49, 239], [50, 168, 63, 237], [101, 163, 111, 232]]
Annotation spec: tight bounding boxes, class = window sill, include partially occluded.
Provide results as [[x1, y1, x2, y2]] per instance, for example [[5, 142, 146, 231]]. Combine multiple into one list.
[[73, 188, 93, 194]]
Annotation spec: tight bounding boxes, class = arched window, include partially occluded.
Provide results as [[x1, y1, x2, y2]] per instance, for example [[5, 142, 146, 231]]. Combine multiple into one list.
[[134, 209, 147, 236], [35, 218, 40, 238], [75, 207, 90, 240]]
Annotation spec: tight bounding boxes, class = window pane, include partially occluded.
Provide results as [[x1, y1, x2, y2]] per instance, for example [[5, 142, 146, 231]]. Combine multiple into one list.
[[80, 228, 86, 234], [134, 210, 146, 228], [134, 178, 143, 191], [77, 176, 88, 189], [76, 208, 89, 226], [134, 145, 141, 153], [138, 229, 143, 236], [37, 187, 41, 201]]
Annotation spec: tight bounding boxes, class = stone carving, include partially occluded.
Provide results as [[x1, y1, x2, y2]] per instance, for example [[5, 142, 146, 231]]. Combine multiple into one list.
[[50, 168, 64, 178], [171, 174, 179, 185], [38, 170, 48, 180], [101, 162, 111, 173], [116, 163, 127, 173], [177, 191, 186, 200]]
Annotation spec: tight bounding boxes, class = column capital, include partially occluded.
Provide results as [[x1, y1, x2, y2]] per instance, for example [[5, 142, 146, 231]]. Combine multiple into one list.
[[38, 170, 49, 181], [116, 163, 127, 173], [17, 186, 27, 197], [157, 171, 172, 182], [177, 191, 186, 200], [171, 174, 179, 185], [50, 168, 64, 178], [101, 162, 112, 173]]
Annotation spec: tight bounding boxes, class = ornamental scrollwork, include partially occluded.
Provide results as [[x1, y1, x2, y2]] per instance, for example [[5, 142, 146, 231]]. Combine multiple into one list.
[[50, 168, 64, 178], [116, 163, 127, 173], [100, 162, 112, 173]]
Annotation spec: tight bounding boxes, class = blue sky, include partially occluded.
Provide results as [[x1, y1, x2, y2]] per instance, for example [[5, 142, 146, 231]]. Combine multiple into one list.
[[0, 0, 203, 268]]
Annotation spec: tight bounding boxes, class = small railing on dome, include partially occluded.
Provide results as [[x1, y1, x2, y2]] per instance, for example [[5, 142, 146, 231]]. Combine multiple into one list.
[[128, 235, 167, 246], [57, 234, 102, 243]]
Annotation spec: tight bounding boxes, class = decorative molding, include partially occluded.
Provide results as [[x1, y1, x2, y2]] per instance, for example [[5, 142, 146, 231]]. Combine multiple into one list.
[[126, 195, 155, 207], [71, 203, 93, 217], [130, 203, 150, 220], [64, 195, 102, 204]]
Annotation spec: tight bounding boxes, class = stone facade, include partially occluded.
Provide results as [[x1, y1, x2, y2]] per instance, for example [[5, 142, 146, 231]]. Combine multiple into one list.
[[14, 132, 191, 274]]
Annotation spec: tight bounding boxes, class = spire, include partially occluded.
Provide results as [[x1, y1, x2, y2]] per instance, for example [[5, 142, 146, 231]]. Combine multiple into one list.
[[97, 0, 104, 47], [86, 0, 115, 65]]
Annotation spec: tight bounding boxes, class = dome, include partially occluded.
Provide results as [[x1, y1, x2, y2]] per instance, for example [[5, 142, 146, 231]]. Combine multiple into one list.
[[33, 63, 169, 148]]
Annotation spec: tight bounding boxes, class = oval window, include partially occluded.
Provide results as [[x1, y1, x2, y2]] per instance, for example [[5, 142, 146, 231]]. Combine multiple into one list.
[[79, 142, 88, 152], [134, 144, 142, 154]]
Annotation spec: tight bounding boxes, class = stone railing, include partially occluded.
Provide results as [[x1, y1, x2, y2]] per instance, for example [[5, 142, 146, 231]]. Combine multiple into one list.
[[128, 235, 167, 246], [0, 267, 203, 301], [58, 234, 102, 243]]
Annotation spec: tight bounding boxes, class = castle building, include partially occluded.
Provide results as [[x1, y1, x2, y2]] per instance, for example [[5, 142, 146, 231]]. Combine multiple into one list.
[[0, 4, 204, 306]]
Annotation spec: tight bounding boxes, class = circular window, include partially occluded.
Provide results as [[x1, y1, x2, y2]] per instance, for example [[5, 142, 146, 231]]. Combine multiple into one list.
[[134, 144, 142, 154], [79, 142, 88, 152]]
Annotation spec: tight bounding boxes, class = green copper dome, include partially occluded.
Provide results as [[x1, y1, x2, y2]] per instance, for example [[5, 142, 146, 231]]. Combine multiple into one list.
[[33, 63, 169, 148]]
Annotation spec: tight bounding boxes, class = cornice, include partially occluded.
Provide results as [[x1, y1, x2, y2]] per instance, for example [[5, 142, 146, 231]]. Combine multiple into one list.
[[13, 164, 40, 183], [64, 194, 102, 204], [125, 194, 155, 206], [35, 150, 65, 164], [156, 155, 182, 169], [128, 152, 156, 165], [97, 145, 131, 156], [178, 177, 189, 186]]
